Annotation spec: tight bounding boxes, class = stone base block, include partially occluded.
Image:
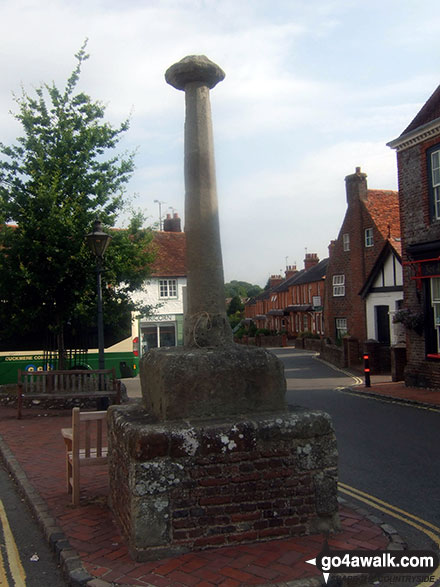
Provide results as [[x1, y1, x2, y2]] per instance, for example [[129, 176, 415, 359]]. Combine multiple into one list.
[[140, 345, 287, 421], [108, 403, 340, 561]]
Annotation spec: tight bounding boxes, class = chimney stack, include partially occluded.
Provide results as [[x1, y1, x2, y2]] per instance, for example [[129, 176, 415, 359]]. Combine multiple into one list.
[[328, 240, 336, 258], [285, 265, 297, 279], [345, 166, 368, 205], [269, 274, 283, 289], [304, 253, 319, 271], [163, 212, 182, 232]]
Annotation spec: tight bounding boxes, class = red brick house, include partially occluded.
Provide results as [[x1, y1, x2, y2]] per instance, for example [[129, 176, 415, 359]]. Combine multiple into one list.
[[244, 254, 327, 339], [388, 84, 440, 388], [245, 274, 285, 331], [324, 168, 400, 359], [284, 255, 327, 337]]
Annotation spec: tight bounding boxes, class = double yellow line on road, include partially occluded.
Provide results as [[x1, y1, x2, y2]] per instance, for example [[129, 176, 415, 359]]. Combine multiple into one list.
[[339, 482, 440, 586], [0, 498, 26, 586]]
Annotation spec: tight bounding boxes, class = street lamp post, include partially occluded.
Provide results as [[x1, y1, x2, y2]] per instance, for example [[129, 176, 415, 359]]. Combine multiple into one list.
[[86, 219, 112, 408], [154, 199, 166, 230]]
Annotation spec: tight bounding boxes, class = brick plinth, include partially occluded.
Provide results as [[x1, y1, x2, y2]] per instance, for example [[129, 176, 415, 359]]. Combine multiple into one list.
[[108, 403, 339, 561]]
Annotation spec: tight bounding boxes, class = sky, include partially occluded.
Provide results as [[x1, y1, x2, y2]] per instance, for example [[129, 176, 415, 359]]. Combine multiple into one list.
[[0, 0, 439, 287]]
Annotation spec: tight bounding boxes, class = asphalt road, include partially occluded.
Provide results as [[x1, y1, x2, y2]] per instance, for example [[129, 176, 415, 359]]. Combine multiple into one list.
[[0, 463, 66, 586], [274, 347, 440, 551]]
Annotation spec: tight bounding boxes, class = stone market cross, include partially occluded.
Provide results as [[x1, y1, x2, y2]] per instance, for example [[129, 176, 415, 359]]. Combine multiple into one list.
[[107, 55, 339, 561]]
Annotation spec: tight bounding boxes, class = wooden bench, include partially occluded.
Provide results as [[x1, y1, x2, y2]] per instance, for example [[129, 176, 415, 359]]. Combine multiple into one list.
[[17, 368, 121, 418], [61, 408, 108, 506]]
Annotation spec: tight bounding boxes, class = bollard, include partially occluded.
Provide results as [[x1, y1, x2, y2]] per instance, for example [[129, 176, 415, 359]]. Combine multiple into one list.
[[363, 353, 371, 387]]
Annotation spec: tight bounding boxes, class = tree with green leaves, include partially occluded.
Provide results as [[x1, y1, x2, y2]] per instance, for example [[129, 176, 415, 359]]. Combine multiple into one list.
[[227, 295, 244, 316], [0, 42, 154, 361], [224, 280, 262, 299]]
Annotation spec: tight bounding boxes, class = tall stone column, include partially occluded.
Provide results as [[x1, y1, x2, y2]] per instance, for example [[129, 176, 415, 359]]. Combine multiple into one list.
[[107, 56, 339, 561], [136, 55, 287, 421], [165, 56, 232, 347]]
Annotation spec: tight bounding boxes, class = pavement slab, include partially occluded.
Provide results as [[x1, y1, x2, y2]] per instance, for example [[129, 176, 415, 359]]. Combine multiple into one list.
[[0, 376, 430, 586]]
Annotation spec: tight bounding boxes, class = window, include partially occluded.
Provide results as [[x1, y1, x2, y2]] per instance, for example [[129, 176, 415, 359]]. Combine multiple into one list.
[[335, 318, 347, 340], [159, 279, 177, 298], [431, 278, 440, 352], [142, 324, 176, 351], [365, 228, 373, 247], [430, 147, 440, 219], [303, 314, 308, 331], [332, 274, 345, 296], [312, 295, 322, 308], [343, 233, 350, 251]]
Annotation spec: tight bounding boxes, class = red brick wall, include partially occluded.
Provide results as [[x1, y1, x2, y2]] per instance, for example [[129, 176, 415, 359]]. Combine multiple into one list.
[[325, 169, 393, 343], [325, 174, 366, 341], [397, 135, 440, 387], [108, 406, 339, 560]]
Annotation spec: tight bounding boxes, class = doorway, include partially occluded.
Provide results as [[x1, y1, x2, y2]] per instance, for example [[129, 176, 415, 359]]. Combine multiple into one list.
[[375, 305, 390, 345]]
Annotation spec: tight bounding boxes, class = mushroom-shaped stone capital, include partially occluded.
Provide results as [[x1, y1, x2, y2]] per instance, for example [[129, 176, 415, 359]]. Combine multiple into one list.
[[165, 55, 225, 91]]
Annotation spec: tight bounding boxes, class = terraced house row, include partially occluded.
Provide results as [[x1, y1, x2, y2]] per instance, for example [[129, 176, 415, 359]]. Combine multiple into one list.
[[244, 167, 403, 375], [246, 80, 440, 389], [245, 254, 327, 339]]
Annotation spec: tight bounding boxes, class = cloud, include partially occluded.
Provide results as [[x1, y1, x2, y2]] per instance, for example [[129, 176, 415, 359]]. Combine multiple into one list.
[[1, 0, 439, 286], [220, 139, 397, 284]]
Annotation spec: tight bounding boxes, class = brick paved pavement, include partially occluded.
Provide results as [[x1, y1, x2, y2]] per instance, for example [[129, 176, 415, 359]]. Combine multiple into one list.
[[350, 380, 440, 408], [1, 377, 431, 586]]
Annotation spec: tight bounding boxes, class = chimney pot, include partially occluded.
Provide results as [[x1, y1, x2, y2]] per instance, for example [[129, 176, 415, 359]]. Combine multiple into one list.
[[171, 212, 182, 232]]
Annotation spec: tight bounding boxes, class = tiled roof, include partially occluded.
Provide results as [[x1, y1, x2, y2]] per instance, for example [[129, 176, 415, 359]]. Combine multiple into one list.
[[247, 257, 327, 305], [292, 258, 328, 285], [248, 289, 271, 304], [363, 189, 400, 240], [148, 231, 186, 277], [275, 269, 306, 292], [390, 238, 402, 257], [401, 84, 440, 136]]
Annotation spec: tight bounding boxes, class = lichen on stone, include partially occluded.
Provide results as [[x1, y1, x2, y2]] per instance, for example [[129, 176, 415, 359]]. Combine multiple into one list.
[[219, 433, 237, 452]]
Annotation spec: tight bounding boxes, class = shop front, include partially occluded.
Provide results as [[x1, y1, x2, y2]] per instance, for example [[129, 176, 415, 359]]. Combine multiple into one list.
[[139, 314, 184, 354]]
